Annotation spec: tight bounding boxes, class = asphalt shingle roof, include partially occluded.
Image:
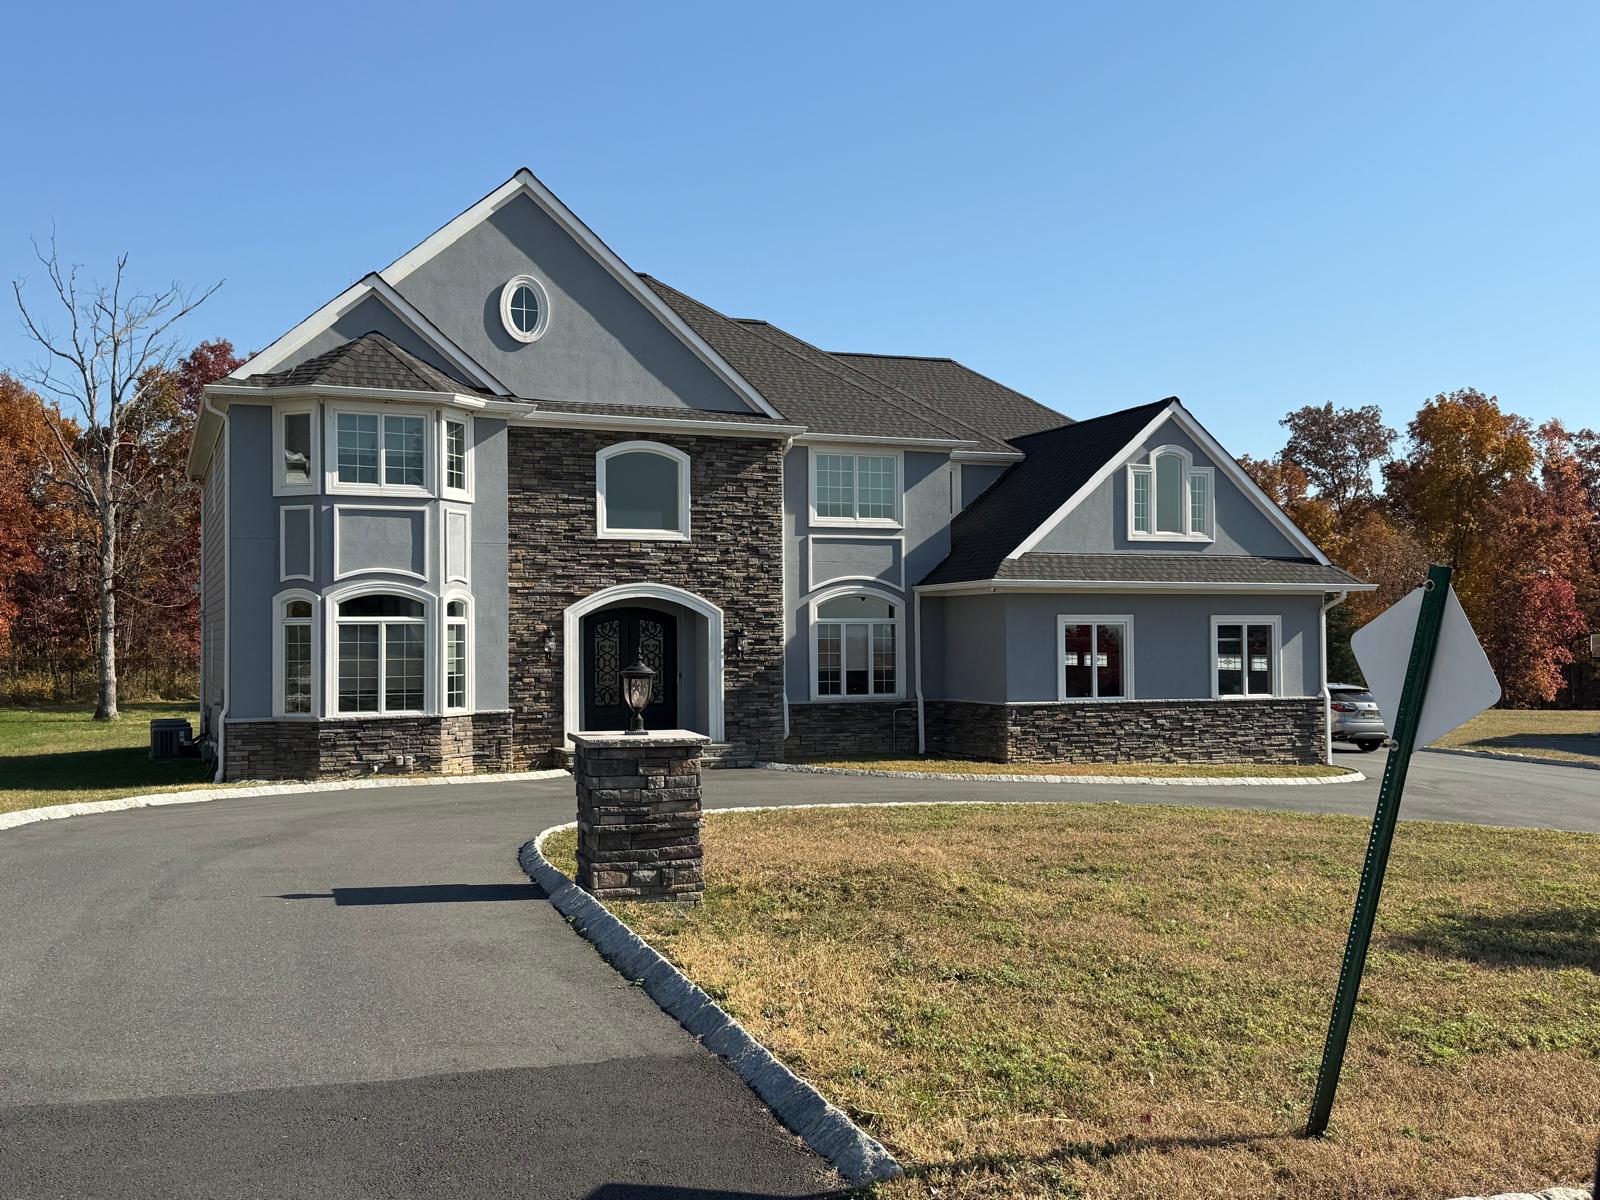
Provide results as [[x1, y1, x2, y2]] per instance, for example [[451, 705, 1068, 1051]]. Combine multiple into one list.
[[989, 553, 1367, 588], [234, 332, 486, 396], [921, 399, 1176, 585], [831, 352, 1070, 442], [526, 398, 795, 424], [641, 276, 1012, 448]]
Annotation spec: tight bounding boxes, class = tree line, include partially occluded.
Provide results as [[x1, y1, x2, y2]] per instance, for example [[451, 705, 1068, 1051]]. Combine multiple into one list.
[[1242, 393, 1598, 705]]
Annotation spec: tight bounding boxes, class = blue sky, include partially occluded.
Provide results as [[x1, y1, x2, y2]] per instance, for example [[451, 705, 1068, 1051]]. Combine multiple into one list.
[[2, 1, 1594, 457]]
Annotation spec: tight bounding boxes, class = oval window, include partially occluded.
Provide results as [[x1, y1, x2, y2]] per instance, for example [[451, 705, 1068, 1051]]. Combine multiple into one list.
[[500, 275, 549, 343]]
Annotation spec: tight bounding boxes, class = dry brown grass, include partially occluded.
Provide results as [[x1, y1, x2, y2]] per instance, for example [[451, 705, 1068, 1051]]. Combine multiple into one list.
[[542, 804, 1600, 1199], [798, 757, 1353, 779], [1433, 709, 1600, 765]]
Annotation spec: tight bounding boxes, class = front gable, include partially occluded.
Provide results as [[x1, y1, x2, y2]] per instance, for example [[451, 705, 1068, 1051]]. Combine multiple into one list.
[[390, 190, 756, 412], [1028, 417, 1304, 558]]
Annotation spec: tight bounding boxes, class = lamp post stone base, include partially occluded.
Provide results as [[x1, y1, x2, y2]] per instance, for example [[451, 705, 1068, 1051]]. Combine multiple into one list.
[[572, 731, 709, 904]]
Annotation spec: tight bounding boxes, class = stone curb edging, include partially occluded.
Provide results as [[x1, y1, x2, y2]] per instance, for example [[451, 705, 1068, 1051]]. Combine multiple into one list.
[[1448, 1188, 1590, 1200], [1422, 745, 1600, 772], [520, 823, 902, 1188], [0, 769, 571, 834], [756, 761, 1367, 787]]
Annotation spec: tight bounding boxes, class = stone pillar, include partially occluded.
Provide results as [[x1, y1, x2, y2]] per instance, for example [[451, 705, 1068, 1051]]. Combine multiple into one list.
[[572, 731, 708, 903]]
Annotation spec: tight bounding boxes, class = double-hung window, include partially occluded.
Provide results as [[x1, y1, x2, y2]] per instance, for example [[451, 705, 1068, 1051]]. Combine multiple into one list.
[[811, 450, 901, 526], [1057, 616, 1131, 700], [444, 599, 469, 711], [336, 594, 427, 714], [331, 409, 429, 493], [813, 591, 899, 698], [273, 405, 318, 496], [1128, 446, 1212, 540], [1213, 617, 1278, 698], [441, 416, 471, 499]]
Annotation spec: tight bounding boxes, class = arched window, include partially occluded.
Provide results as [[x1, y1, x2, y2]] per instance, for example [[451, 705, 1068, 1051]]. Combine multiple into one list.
[[275, 592, 318, 717], [335, 592, 427, 714], [444, 597, 470, 711], [1128, 445, 1213, 540], [596, 441, 691, 541], [810, 588, 901, 699]]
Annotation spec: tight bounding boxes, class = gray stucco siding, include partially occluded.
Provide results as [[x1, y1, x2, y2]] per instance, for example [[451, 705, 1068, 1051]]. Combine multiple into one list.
[[1030, 420, 1303, 558], [394, 193, 753, 412], [469, 418, 510, 711], [959, 462, 1007, 510], [227, 405, 278, 719], [783, 449, 953, 704], [934, 591, 1323, 703], [281, 292, 467, 379]]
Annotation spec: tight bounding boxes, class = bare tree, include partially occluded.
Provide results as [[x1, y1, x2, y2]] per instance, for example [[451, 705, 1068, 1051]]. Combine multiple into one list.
[[10, 239, 220, 720]]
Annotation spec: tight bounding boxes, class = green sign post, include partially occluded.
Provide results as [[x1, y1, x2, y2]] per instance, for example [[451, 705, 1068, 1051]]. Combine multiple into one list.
[[1305, 562, 1453, 1137]]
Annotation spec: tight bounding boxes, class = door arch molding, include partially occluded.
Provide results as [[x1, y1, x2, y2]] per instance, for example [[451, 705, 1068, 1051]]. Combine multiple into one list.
[[562, 582, 724, 744]]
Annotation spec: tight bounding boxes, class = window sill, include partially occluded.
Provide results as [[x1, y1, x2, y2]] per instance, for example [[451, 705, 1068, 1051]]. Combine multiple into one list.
[[440, 488, 474, 504], [1128, 531, 1215, 543], [1054, 695, 1136, 703], [596, 529, 691, 542], [327, 482, 434, 500], [810, 517, 903, 532], [274, 482, 320, 498], [805, 693, 906, 704]]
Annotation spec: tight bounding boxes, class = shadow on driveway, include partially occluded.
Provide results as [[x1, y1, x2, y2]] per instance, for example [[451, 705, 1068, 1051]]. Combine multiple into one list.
[[275, 882, 548, 905]]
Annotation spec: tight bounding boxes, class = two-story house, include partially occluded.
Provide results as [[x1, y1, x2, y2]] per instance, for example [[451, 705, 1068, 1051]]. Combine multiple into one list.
[[187, 169, 1371, 781]]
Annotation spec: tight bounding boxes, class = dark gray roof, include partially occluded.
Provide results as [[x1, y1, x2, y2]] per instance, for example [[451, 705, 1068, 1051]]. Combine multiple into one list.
[[921, 399, 1176, 585], [987, 553, 1366, 588], [641, 276, 1009, 448], [232, 332, 487, 396], [831, 352, 1070, 442], [528, 398, 794, 425]]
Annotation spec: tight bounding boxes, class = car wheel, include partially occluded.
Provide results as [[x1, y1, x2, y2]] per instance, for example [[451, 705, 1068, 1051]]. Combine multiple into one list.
[[1355, 739, 1384, 753]]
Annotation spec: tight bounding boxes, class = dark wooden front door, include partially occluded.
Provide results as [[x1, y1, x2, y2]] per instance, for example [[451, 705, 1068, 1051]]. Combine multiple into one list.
[[581, 607, 678, 731]]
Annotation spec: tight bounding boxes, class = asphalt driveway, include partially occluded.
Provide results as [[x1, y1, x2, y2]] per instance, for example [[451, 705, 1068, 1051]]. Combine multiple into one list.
[[0, 747, 1591, 1198]]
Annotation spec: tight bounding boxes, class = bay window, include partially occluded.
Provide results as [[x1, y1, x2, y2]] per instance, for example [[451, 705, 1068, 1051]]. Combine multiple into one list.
[[445, 598, 469, 710], [274, 405, 317, 496], [813, 590, 900, 698], [811, 449, 901, 526], [276, 594, 317, 716], [1213, 617, 1278, 698], [443, 416, 470, 497], [329, 408, 431, 494], [1057, 616, 1131, 700]]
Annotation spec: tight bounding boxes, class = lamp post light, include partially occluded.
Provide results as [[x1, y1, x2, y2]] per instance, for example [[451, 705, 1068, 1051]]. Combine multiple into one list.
[[620, 659, 656, 735]]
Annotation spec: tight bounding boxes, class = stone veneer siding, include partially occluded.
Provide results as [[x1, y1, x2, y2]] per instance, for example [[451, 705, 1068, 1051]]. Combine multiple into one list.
[[507, 428, 786, 768], [223, 712, 514, 781], [926, 698, 1326, 765], [574, 735, 705, 902], [784, 700, 920, 760]]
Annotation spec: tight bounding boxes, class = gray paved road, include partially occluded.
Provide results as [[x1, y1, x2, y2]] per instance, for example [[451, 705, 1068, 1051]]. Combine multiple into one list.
[[0, 747, 1591, 1198]]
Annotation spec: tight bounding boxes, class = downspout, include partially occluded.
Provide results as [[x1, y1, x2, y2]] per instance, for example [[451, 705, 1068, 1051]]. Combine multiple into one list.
[[205, 392, 230, 784], [914, 588, 925, 754], [781, 436, 793, 745], [1319, 590, 1348, 765]]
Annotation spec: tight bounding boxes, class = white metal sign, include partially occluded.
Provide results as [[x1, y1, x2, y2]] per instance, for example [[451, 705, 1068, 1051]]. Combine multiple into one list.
[[1351, 583, 1501, 748]]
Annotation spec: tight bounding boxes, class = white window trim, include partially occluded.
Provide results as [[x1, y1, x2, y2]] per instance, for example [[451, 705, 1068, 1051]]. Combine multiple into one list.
[[1210, 614, 1282, 700], [442, 505, 471, 585], [1126, 445, 1214, 543], [441, 588, 473, 714], [808, 447, 904, 530], [273, 589, 320, 719], [807, 583, 905, 702], [499, 274, 551, 343], [805, 533, 906, 592], [272, 401, 320, 497], [278, 504, 316, 583], [440, 412, 474, 502], [595, 440, 692, 542], [325, 403, 435, 498], [324, 581, 435, 718], [332, 504, 431, 583], [1055, 614, 1135, 702]]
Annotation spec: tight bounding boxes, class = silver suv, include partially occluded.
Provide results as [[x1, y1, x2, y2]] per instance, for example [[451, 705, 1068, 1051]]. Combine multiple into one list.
[[1329, 684, 1388, 752]]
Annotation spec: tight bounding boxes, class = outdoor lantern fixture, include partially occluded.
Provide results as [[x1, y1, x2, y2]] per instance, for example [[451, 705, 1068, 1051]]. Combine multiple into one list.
[[620, 659, 656, 735], [731, 629, 747, 659]]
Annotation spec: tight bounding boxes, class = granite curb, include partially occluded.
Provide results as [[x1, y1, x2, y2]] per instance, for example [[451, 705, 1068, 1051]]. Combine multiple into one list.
[[757, 761, 1367, 787], [1422, 745, 1600, 772], [0, 769, 571, 834], [520, 822, 902, 1188], [1447, 1188, 1590, 1200]]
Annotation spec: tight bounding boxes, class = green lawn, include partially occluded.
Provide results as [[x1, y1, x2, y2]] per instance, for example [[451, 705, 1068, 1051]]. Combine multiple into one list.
[[0, 703, 218, 815], [795, 757, 1352, 779], [1433, 709, 1600, 765], [544, 804, 1600, 1200]]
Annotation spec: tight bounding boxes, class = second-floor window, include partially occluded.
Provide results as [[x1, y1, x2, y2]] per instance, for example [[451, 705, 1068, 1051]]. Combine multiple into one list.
[[596, 441, 691, 541], [332, 411, 428, 492], [811, 449, 901, 527], [1128, 446, 1212, 540]]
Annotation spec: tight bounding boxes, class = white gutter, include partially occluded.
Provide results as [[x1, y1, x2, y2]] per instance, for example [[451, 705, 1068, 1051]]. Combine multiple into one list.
[[916, 578, 1377, 596], [792, 433, 980, 450], [1320, 589, 1349, 765], [515, 409, 804, 439]]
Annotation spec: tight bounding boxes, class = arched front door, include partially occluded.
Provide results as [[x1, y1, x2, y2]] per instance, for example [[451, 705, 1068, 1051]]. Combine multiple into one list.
[[580, 607, 678, 731]]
